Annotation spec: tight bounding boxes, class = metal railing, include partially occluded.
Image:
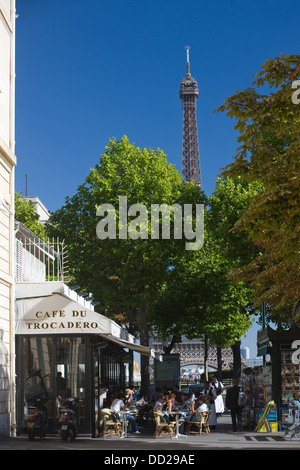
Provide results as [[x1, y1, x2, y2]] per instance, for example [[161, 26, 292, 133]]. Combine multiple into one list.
[[15, 236, 69, 283]]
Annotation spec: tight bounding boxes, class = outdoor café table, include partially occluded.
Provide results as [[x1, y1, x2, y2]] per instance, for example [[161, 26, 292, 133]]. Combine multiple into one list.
[[119, 410, 138, 438], [172, 411, 187, 439]]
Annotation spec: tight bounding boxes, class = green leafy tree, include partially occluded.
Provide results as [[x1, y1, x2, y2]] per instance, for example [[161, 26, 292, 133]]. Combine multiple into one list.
[[215, 54, 300, 323], [206, 177, 263, 376], [153, 177, 261, 378], [46, 136, 204, 396], [206, 177, 263, 267], [15, 191, 45, 239], [152, 244, 252, 378]]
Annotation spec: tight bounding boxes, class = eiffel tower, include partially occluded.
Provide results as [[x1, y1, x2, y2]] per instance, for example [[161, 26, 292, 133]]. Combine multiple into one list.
[[150, 48, 247, 378], [179, 46, 202, 188], [150, 337, 247, 377]]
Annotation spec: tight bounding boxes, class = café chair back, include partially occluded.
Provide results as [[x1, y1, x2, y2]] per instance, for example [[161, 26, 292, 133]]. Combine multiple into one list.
[[101, 408, 122, 438], [187, 410, 211, 435], [154, 410, 176, 439]]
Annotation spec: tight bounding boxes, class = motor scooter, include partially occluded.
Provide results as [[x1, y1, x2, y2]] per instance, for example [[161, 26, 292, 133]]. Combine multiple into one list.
[[24, 369, 48, 441], [58, 397, 80, 442]]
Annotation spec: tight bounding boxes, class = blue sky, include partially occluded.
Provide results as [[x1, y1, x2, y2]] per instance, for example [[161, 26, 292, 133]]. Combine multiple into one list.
[[14, 0, 299, 357]]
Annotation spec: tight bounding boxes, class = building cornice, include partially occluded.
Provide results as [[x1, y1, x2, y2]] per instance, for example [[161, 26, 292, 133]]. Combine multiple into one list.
[[0, 137, 17, 167], [0, 5, 14, 34]]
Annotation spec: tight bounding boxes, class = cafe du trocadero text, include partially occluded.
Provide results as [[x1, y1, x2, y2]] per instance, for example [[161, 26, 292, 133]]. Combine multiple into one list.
[[25, 309, 99, 331]]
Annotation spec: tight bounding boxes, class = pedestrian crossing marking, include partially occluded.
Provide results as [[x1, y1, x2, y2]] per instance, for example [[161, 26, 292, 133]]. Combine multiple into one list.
[[245, 435, 285, 442]]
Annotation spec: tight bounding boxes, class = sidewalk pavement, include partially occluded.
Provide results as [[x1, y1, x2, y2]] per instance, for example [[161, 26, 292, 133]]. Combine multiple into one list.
[[0, 413, 298, 451]]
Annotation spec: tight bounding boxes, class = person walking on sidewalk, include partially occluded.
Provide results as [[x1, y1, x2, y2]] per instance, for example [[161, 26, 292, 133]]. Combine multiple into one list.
[[225, 379, 243, 432]]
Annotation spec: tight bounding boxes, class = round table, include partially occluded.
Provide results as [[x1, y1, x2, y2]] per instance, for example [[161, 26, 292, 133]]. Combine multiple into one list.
[[119, 409, 138, 438], [171, 411, 188, 439]]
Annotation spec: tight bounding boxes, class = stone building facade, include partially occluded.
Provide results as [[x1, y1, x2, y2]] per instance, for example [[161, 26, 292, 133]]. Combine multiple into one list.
[[0, 0, 16, 436]]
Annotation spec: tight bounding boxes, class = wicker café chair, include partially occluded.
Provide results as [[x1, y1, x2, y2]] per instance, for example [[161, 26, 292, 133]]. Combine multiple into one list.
[[101, 408, 122, 438], [187, 410, 211, 435], [154, 410, 176, 439]]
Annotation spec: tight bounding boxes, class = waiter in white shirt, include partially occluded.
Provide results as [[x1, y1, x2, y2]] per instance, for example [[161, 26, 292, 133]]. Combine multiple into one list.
[[211, 376, 224, 417]]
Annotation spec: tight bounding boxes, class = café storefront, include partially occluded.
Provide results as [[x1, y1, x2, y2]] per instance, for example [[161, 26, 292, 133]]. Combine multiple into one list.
[[15, 282, 158, 437]]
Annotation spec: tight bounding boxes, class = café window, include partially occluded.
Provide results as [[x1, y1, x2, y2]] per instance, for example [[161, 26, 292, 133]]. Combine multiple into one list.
[[56, 337, 86, 400], [18, 336, 90, 434]]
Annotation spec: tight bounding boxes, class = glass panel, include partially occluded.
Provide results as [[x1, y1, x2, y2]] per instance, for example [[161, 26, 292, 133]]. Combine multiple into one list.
[[93, 346, 112, 433], [22, 337, 54, 422], [55, 337, 86, 430]]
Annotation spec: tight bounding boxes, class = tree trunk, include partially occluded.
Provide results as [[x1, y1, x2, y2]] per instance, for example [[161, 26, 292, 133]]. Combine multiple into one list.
[[164, 335, 181, 355], [231, 341, 242, 379], [217, 347, 222, 381], [136, 303, 150, 400], [204, 335, 209, 381]]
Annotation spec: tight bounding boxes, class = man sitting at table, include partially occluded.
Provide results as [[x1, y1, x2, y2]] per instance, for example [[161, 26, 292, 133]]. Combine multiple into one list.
[[110, 393, 140, 434]]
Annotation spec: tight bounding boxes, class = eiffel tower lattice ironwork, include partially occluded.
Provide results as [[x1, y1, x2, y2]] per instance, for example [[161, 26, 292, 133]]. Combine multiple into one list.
[[179, 46, 202, 188], [149, 338, 247, 378]]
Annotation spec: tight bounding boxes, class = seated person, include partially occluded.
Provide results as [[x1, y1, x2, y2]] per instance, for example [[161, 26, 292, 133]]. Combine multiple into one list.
[[198, 395, 209, 411], [182, 392, 193, 410], [125, 389, 136, 408], [164, 393, 176, 422], [180, 396, 209, 434], [153, 393, 166, 411], [110, 393, 140, 434]]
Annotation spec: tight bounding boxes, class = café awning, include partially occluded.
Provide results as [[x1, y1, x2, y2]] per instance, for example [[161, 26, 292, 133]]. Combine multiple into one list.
[[15, 282, 161, 360], [100, 334, 160, 359]]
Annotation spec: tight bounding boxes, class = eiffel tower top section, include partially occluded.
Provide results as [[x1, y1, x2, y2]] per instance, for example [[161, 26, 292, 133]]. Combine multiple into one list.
[[179, 46, 202, 188], [179, 46, 199, 98]]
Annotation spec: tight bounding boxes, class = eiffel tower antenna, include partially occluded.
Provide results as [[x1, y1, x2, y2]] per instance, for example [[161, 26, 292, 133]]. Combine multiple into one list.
[[179, 46, 202, 188], [185, 45, 191, 75]]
